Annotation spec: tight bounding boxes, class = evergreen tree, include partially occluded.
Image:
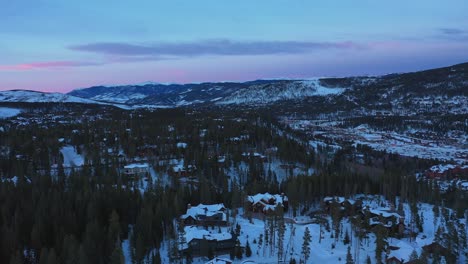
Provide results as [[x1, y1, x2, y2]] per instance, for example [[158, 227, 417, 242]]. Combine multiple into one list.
[[110, 239, 125, 264], [39, 248, 48, 264], [301, 227, 311, 263], [409, 249, 418, 261], [235, 239, 243, 259], [343, 230, 350, 245], [152, 251, 161, 264], [46, 248, 58, 264], [245, 240, 252, 257], [346, 246, 354, 264], [9, 251, 23, 264]]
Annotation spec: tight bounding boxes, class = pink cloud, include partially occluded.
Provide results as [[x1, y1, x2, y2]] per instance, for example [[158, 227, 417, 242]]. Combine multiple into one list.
[[0, 61, 100, 71]]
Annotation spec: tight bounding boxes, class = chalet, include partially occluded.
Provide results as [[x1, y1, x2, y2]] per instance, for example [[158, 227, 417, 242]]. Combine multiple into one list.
[[363, 207, 404, 234], [246, 193, 288, 214], [182, 226, 235, 256], [422, 242, 456, 263], [122, 163, 149, 179], [180, 203, 228, 226], [385, 256, 403, 264], [322, 196, 362, 215]]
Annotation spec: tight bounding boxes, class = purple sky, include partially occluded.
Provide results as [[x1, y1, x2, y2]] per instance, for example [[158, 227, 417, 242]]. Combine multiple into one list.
[[1, 0, 467, 92]]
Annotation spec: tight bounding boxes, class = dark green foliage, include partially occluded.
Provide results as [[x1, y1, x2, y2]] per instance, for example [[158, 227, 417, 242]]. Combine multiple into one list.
[[346, 246, 354, 264], [245, 240, 252, 257]]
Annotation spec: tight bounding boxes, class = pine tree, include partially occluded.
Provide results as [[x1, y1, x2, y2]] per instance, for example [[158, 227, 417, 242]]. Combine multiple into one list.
[[409, 249, 418, 261], [346, 246, 354, 264], [46, 248, 58, 264], [152, 251, 161, 264], [235, 239, 243, 259], [39, 248, 48, 264], [110, 239, 125, 264], [9, 251, 23, 264], [245, 240, 252, 257], [301, 227, 311, 263], [343, 230, 350, 245]]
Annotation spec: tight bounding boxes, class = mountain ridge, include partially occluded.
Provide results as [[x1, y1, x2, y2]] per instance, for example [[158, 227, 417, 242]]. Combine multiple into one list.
[[1, 62, 467, 114]]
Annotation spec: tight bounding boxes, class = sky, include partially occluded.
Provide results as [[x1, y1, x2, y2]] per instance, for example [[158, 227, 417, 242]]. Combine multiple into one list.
[[1, 0, 467, 92]]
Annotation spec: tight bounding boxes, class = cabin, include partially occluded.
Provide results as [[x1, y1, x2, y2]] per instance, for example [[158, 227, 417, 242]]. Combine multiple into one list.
[[246, 193, 288, 214], [363, 207, 404, 234], [385, 256, 403, 264], [422, 242, 456, 263], [180, 203, 228, 226], [182, 226, 236, 256], [122, 163, 149, 179], [322, 196, 362, 215]]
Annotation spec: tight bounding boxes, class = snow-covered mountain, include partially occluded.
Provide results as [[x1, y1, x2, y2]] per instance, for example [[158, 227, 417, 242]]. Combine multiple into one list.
[[1, 62, 467, 113], [68, 79, 347, 107], [218, 79, 345, 105], [66, 62, 468, 109], [0, 90, 105, 104]]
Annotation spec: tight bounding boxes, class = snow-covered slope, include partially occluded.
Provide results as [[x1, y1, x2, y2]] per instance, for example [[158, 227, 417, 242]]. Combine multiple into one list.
[[218, 79, 346, 105], [0, 107, 22, 119], [0, 90, 106, 104], [68, 79, 346, 107]]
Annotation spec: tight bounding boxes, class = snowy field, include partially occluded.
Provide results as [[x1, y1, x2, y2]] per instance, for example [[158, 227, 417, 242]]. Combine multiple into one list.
[[60, 145, 85, 167], [133, 195, 466, 264], [0, 107, 22, 119]]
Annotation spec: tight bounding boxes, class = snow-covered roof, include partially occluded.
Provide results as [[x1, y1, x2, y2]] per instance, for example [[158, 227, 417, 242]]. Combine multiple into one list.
[[182, 226, 232, 249], [429, 164, 457, 173], [323, 196, 356, 205], [124, 163, 149, 169], [205, 257, 232, 264], [242, 152, 266, 158], [248, 193, 283, 204], [181, 203, 226, 221], [172, 164, 184, 172], [369, 208, 401, 219], [177, 142, 187, 148], [387, 239, 417, 263], [247, 193, 288, 212]]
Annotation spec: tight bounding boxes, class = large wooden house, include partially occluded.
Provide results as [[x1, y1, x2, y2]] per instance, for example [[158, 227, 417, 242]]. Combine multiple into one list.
[[246, 193, 288, 214], [180, 203, 228, 226], [322, 196, 362, 215], [122, 163, 149, 179], [181, 226, 236, 256]]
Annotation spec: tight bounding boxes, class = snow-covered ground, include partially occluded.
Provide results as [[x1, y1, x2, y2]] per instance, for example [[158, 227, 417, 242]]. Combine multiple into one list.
[[60, 146, 85, 167], [0, 107, 22, 119], [166, 195, 466, 264]]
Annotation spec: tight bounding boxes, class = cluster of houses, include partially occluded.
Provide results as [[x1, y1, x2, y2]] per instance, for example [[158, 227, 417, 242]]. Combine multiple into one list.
[[386, 241, 456, 264], [322, 196, 405, 235], [178, 193, 289, 256], [424, 164, 468, 179]]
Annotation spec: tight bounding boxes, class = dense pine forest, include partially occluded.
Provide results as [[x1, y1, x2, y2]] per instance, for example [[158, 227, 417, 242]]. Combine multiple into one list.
[[0, 104, 467, 264]]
